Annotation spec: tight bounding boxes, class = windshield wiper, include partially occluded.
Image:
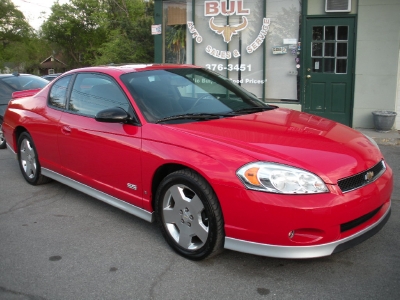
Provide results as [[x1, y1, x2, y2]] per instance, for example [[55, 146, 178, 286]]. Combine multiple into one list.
[[229, 106, 276, 114], [156, 113, 233, 124]]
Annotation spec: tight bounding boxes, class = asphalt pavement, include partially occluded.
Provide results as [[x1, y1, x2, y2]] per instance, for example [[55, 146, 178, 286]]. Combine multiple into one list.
[[0, 141, 399, 300]]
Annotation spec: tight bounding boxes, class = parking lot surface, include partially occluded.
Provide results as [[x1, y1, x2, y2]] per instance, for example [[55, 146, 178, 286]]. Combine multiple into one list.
[[0, 145, 399, 300]]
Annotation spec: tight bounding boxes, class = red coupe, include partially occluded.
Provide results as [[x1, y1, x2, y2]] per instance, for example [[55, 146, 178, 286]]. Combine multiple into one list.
[[2, 64, 392, 260]]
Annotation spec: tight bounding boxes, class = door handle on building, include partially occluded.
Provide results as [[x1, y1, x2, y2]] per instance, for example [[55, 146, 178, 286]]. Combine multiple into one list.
[[306, 75, 311, 79]]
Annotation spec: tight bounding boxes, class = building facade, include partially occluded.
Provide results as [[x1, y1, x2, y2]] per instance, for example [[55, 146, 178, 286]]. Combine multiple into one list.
[[154, 0, 400, 129]]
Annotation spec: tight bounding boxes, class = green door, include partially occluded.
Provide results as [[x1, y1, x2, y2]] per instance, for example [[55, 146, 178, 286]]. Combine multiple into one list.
[[304, 18, 355, 126]]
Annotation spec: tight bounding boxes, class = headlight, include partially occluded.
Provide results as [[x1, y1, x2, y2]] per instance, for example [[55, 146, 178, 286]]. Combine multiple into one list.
[[236, 162, 328, 194]]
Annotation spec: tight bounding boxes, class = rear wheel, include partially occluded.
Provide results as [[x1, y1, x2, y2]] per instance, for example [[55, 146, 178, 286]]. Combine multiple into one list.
[[155, 169, 224, 260], [0, 118, 6, 149], [17, 132, 51, 185]]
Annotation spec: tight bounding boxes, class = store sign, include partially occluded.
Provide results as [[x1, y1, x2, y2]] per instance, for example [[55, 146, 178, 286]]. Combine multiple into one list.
[[187, 0, 270, 59], [204, 0, 250, 16], [151, 24, 162, 35], [209, 16, 248, 43]]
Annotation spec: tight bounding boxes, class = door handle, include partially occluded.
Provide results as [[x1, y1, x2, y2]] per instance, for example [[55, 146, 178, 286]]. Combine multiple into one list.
[[306, 75, 311, 79], [61, 125, 72, 135]]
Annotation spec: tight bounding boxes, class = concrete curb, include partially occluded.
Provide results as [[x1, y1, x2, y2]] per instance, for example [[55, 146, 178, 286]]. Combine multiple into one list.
[[356, 128, 400, 146]]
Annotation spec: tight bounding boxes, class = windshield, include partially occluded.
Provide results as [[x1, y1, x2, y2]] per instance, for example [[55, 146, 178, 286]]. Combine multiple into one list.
[[120, 68, 272, 123]]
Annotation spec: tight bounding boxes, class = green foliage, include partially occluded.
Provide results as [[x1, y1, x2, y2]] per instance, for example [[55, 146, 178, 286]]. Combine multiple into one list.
[[0, 0, 32, 44], [1, 37, 53, 73], [0, 0, 46, 72], [41, 0, 108, 68], [1, 0, 155, 72], [166, 25, 186, 64], [94, 0, 154, 64]]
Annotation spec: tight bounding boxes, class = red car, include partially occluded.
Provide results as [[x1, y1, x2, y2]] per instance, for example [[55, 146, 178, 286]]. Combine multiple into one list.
[[0, 73, 49, 149], [2, 64, 392, 260]]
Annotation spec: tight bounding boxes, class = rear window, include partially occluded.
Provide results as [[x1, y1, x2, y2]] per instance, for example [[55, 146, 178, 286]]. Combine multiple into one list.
[[0, 81, 15, 105], [1, 75, 48, 91]]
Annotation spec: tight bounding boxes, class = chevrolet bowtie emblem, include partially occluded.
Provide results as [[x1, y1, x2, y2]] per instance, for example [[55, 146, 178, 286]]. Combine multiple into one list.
[[365, 171, 374, 182]]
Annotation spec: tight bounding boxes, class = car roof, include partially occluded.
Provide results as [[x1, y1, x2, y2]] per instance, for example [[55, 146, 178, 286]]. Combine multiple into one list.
[[0, 73, 37, 78], [63, 64, 201, 76]]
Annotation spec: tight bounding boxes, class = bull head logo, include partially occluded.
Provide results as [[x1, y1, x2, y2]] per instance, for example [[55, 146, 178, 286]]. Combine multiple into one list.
[[209, 16, 248, 43]]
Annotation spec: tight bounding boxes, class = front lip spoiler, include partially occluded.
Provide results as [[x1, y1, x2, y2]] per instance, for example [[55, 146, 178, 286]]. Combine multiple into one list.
[[224, 203, 391, 259]]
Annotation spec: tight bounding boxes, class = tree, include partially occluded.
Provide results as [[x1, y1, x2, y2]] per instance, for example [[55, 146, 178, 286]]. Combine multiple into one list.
[[94, 0, 154, 64], [41, 0, 108, 68], [41, 0, 154, 67], [0, 0, 34, 71], [1, 37, 53, 73], [166, 25, 186, 64], [0, 0, 32, 45]]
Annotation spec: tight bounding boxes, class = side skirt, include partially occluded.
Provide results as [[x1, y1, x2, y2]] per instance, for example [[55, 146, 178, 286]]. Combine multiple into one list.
[[42, 168, 154, 223], [6, 142, 17, 158]]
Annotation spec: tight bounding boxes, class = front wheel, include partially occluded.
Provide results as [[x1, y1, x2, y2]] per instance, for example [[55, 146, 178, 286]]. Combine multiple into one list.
[[17, 132, 51, 185], [0, 119, 6, 149], [155, 169, 224, 260]]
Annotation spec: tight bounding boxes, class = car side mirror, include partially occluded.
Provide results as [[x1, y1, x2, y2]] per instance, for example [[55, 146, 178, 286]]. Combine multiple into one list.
[[95, 107, 137, 124]]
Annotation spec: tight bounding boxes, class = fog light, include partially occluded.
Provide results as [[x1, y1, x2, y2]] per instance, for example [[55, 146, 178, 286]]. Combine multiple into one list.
[[289, 228, 325, 244]]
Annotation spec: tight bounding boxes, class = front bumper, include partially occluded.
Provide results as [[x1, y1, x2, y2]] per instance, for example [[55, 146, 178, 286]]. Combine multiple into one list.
[[224, 202, 391, 258], [215, 162, 393, 258]]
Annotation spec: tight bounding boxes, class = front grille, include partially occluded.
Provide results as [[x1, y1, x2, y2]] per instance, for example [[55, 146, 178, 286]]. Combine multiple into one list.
[[337, 160, 386, 193], [340, 205, 382, 233]]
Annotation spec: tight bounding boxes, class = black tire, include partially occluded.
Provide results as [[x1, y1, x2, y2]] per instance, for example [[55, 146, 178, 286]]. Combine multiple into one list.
[[0, 118, 6, 149], [155, 169, 224, 260], [17, 132, 51, 185]]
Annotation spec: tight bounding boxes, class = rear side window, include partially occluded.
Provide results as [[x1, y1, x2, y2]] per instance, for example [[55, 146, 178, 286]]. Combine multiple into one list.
[[49, 75, 72, 109], [68, 73, 130, 117]]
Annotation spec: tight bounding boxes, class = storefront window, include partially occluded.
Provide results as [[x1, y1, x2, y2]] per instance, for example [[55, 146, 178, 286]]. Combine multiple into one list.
[[164, 1, 187, 64], [163, 0, 301, 102]]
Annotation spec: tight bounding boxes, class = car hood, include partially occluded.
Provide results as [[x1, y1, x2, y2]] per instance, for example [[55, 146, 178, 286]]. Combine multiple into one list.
[[167, 108, 383, 183]]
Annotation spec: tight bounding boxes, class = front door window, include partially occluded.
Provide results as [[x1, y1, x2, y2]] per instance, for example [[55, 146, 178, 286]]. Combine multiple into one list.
[[311, 25, 349, 74]]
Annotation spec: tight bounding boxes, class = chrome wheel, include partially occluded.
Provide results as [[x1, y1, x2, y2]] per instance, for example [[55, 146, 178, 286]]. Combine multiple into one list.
[[162, 184, 209, 250], [20, 137, 37, 179], [0, 121, 6, 149], [17, 132, 51, 185], [155, 169, 224, 260]]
